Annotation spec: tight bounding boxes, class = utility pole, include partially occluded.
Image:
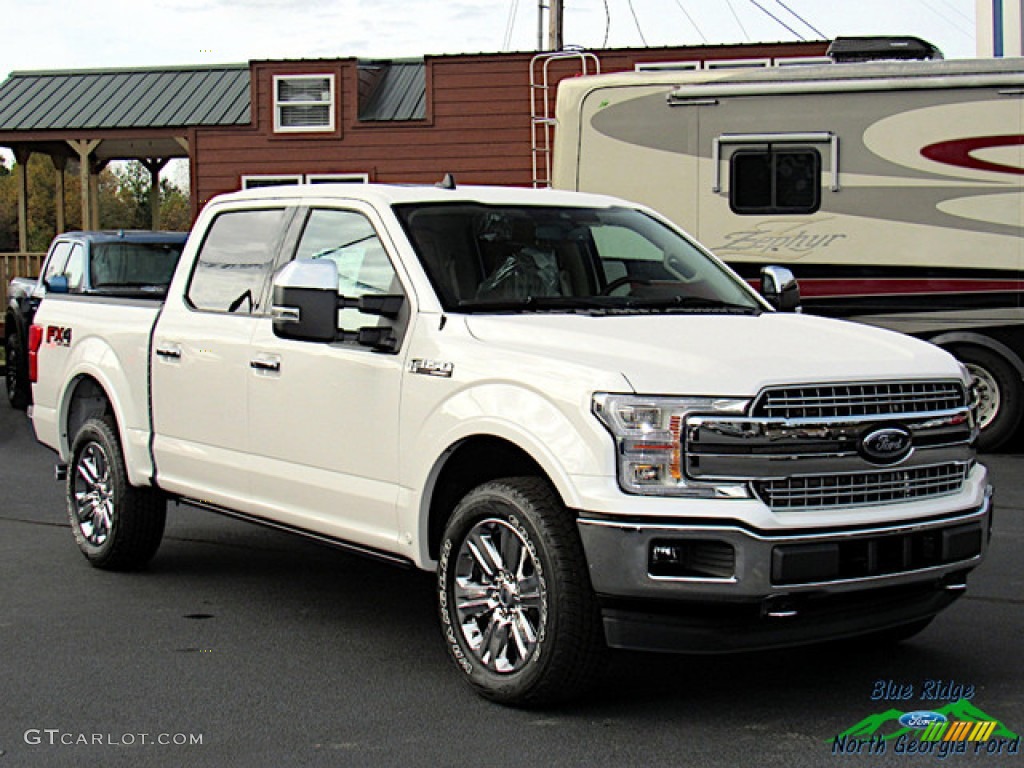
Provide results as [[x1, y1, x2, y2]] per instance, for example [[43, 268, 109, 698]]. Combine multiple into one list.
[[538, 0, 564, 51], [548, 0, 564, 51]]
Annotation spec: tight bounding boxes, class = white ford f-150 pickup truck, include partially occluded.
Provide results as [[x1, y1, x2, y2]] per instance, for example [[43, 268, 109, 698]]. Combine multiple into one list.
[[29, 182, 991, 706]]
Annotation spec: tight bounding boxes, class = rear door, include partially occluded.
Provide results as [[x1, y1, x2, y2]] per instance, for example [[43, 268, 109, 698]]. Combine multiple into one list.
[[151, 205, 292, 508]]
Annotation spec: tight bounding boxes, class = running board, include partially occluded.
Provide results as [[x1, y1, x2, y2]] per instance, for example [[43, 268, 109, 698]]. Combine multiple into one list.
[[177, 497, 416, 569]]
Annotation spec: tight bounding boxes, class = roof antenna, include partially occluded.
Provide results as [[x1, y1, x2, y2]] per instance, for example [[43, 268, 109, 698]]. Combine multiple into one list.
[[437, 173, 456, 190]]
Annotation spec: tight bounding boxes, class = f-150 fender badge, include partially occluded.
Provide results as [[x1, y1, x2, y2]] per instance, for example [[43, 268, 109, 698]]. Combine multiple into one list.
[[410, 359, 454, 378], [859, 426, 913, 465]]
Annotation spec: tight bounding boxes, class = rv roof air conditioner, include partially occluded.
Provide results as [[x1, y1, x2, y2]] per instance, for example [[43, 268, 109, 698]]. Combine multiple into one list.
[[827, 36, 944, 63]]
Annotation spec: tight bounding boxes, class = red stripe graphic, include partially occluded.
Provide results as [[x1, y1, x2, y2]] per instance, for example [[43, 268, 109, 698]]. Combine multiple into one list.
[[921, 135, 1024, 175], [745, 277, 1024, 299], [797, 277, 1024, 299]]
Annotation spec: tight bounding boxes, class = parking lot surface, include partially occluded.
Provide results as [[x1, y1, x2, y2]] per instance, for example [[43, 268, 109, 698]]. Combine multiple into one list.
[[1, 404, 1021, 767]]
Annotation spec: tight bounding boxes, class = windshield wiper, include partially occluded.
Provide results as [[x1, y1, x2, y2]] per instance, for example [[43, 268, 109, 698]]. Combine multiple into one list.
[[454, 295, 759, 315], [620, 295, 762, 315]]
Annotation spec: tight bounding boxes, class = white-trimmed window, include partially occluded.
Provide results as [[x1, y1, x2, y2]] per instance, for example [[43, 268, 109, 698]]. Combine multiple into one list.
[[273, 74, 335, 133], [306, 173, 369, 184], [241, 174, 303, 190]]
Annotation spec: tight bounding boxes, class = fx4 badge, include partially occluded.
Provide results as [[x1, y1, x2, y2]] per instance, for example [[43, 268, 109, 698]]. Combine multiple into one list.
[[45, 325, 72, 347]]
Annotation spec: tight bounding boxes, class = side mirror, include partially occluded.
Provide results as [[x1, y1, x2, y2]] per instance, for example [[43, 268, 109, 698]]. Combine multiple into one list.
[[760, 266, 801, 312], [271, 259, 407, 346], [272, 260, 340, 342], [46, 275, 69, 294]]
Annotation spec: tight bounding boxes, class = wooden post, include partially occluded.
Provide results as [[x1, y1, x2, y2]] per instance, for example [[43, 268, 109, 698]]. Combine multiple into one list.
[[89, 158, 109, 230], [67, 139, 101, 231], [142, 157, 169, 230], [52, 155, 67, 235], [13, 146, 31, 252]]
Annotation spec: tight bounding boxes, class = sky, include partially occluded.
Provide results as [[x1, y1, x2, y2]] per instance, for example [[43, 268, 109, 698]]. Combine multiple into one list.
[[2, 0, 979, 78]]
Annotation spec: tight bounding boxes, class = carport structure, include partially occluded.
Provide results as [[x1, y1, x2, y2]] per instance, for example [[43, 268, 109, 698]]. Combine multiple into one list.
[[0, 63, 250, 250]]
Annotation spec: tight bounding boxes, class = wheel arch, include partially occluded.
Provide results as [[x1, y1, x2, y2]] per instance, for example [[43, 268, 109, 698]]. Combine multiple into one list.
[[64, 374, 117, 451], [422, 435, 560, 564], [58, 371, 154, 486]]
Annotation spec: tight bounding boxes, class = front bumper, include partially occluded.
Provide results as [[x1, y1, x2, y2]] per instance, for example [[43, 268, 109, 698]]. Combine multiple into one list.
[[576, 485, 993, 652]]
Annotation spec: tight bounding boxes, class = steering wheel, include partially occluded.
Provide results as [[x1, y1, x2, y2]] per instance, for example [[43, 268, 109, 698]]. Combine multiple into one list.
[[600, 276, 655, 295]]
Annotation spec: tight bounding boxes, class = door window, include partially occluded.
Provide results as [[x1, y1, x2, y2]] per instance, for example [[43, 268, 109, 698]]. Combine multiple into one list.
[[294, 208, 404, 335], [186, 208, 288, 314]]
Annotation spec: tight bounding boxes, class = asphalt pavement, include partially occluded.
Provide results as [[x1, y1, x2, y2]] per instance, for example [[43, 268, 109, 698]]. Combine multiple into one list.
[[0, 403, 1021, 768]]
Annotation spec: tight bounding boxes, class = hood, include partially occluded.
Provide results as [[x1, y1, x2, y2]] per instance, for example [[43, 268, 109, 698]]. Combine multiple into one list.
[[464, 312, 962, 396]]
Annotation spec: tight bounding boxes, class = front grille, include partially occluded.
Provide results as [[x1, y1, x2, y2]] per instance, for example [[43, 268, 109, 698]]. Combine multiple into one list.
[[753, 381, 966, 419], [754, 463, 970, 510]]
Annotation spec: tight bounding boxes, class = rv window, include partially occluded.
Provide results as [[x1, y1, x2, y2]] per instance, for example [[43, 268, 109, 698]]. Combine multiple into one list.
[[730, 148, 820, 215]]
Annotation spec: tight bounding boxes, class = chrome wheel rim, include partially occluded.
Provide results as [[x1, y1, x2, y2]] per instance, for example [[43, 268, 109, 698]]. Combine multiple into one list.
[[966, 363, 1000, 430], [73, 442, 114, 547], [453, 518, 545, 674]]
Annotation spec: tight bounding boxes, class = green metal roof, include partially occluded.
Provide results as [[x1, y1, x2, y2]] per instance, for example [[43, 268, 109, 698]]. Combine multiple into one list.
[[0, 64, 251, 130], [358, 60, 426, 121]]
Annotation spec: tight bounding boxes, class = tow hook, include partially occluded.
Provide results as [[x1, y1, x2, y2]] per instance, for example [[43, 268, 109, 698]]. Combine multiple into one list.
[[54, 463, 68, 482]]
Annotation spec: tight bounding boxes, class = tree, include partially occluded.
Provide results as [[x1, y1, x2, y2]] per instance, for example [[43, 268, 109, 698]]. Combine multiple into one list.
[[0, 154, 190, 252]]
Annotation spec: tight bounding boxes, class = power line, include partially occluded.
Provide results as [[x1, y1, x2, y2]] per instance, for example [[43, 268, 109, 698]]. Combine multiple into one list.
[[627, 0, 649, 46], [931, 0, 974, 25], [773, 0, 825, 38], [725, 0, 752, 42], [602, 0, 610, 47], [672, 0, 708, 43], [502, 0, 520, 51], [747, 0, 806, 40], [916, 0, 976, 43]]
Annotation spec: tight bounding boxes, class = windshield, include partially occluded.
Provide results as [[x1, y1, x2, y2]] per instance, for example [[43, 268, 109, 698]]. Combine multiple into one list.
[[90, 241, 184, 289], [393, 203, 761, 314]]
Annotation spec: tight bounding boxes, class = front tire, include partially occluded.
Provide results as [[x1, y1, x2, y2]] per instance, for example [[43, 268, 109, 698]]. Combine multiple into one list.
[[5, 328, 30, 410], [438, 477, 604, 707], [67, 416, 166, 570]]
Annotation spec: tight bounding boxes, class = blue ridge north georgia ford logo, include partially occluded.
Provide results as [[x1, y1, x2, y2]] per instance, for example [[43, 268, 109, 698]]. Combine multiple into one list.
[[859, 426, 913, 464]]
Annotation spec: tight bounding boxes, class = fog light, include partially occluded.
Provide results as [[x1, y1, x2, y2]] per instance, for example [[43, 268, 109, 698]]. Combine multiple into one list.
[[632, 464, 662, 483], [649, 539, 736, 579]]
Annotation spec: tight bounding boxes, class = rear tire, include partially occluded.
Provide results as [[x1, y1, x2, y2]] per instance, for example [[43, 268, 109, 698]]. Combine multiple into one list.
[[5, 328, 30, 410], [438, 477, 604, 707], [952, 345, 1023, 452], [67, 416, 166, 570]]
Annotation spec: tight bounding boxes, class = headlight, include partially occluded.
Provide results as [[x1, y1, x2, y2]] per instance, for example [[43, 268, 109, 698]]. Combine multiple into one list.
[[593, 393, 750, 497]]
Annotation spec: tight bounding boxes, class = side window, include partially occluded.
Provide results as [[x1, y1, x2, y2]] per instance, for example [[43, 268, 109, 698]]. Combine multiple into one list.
[[42, 242, 72, 283], [294, 208, 402, 333], [63, 244, 85, 291], [187, 208, 287, 314], [730, 147, 820, 214]]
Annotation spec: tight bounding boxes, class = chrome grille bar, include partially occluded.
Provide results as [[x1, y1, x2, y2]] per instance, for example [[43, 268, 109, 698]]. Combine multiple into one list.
[[754, 463, 969, 510], [753, 381, 965, 419]]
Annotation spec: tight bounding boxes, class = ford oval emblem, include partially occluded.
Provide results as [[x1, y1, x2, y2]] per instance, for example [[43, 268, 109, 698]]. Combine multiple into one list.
[[898, 711, 948, 729], [859, 426, 913, 465]]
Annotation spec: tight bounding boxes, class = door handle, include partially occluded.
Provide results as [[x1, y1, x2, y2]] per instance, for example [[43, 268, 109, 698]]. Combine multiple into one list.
[[250, 354, 281, 373], [155, 343, 182, 360]]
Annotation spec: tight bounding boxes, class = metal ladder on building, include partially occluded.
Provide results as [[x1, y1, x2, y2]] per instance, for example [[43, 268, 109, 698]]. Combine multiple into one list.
[[530, 50, 600, 188]]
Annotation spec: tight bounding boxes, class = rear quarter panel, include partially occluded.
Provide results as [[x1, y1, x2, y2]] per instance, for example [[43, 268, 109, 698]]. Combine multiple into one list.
[[32, 296, 161, 486]]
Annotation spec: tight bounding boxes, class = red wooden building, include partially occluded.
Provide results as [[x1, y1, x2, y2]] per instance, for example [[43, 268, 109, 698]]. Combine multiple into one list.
[[191, 42, 829, 214], [0, 41, 830, 235]]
